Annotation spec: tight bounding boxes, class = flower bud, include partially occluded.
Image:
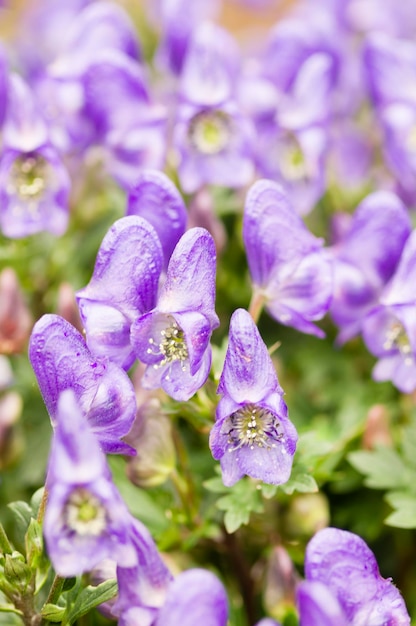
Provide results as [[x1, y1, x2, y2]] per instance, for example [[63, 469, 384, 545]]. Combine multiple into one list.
[[0, 391, 23, 469], [126, 400, 176, 488], [4, 552, 32, 591], [283, 492, 330, 539], [362, 404, 392, 450], [264, 545, 299, 620], [0, 268, 32, 354]]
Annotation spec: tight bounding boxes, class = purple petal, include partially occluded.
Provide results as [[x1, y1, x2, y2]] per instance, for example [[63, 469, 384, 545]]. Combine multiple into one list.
[[304, 527, 410, 624], [44, 390, 137, 577], [297, 581, 348, 626], [2, 74, 48, 151], [159, 227, 218, 326], [381, 230, 416, 306], [29, 314, 136, 454], [243, 179, 322, 289], [217, 308, 282, 403], [126, 169, 187, 268], [154, 569, 228, 626], [76, 216, 163, 368]]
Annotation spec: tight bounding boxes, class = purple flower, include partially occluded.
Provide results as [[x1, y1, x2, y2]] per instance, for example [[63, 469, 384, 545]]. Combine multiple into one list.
[[0, 74, 70, 238], [329, 191, 411, 344], [126, 169, 187, 269], [362, 230, 416, 393], [209, 308, 297, 486], [29, 314, 137, 455], [131, 227, 219, 401], [77, 216, 163, 371], [297, 527, 410, 625], [114, 567, 228, 626], [44, 389, 137, 577], [243, 179, 332, 337]]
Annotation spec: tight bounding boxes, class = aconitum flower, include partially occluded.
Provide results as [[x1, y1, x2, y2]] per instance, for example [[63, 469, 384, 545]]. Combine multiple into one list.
[[329, 191, 411, 344], [0, 74, 70, 238], [297, 527, 410, 625], [362, 230, 416, 393], [210, 308, 297, 486], [77, 216, 163, 370], [29, 314, 136, 455], [44, 389, 137, 577], [131, 227, 219, 401], [114, 567, 228, 626], [243, 179, 332, 337], [126, 169, 187, 269]]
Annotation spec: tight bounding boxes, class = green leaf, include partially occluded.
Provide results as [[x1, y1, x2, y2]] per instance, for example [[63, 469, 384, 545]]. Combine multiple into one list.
[[40, 604, 66, 622], [25, 518, 43, 568], [278, 465, 318, 495], [385, 491, 416, 529], [7, 502, 33, 545], [216, 479, 264, 533], [64, 579, 118, 625], [348, 447, 409, 490]]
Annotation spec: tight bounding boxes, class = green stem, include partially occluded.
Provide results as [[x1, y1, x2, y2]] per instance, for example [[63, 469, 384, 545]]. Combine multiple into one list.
[[44, 575, 65, 607], [248, 291, 266, 324], [0, 523, 12, 555], [36, 487, 48, 526]]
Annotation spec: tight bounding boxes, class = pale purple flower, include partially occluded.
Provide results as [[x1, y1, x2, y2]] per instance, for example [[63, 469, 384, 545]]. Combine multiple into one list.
[[362, 230, 416, 393], [29, 314, 137, 455], [210, 308, 297, 486], [297, 527, 410, 625], [131, 227, 219, 401], [114, 567, 228, 626], [243, 179, 332, 337], [126, 170, 187, 269], [329, 191, 411, 344], [77, 216, 163, 371], [44, 389, 137, 577], [0, 44, 7, 128], [0, 74, 70, 238]]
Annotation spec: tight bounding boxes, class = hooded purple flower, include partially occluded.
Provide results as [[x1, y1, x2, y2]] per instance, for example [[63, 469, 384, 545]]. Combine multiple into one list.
[[114, 567, 228, 626], [297, 527, 410, 625], [329, 191, 411, 344], [126, 169, 187, 269], [0, 74, 70, 238], [77, 216, 163, 371], [44, 389, 137, 577], [29, 314, 137, 455], [131, 227, 219, 401], [362, 230, 416, 393], [243, 179, 332, 337], [210, 308, 297, 486]]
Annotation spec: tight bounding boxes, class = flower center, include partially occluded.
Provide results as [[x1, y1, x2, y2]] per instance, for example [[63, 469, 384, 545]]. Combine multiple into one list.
[[64, 488, 107, 536], [225, 403, 283, 451], [148, 320, 189, 371], [9, 155, 49, 200], [383, 321, 413, 365], [188, 110, 231, 155], [278, 136, 309, 181]]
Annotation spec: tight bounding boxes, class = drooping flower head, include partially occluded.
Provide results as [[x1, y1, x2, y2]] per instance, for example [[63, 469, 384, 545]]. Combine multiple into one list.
[[44, 389, 137, 576], [210, 308, 297, 486], [131, 227, 219, 401], [297, 527, 410, 625], [29, 314, 137, 455], [243, 179, 332, 337], [329, 191, 411, 344], [77, 216, 163, 370], [0, 74, 70, 238], [362, 229, 416, 393]]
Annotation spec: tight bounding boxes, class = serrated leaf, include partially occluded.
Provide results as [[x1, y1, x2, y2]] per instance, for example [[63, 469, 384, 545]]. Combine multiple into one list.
[[64, 579, 117, 625], [348, 447, 409, 490], [401, 422, 416, 470], [223, 508, 251, 534], [278, 465, 318, 495], [7, 502, 33, 545], [216, 479, 264, 533], [260, 484, 278, 499], [41, 604, 66, 622], [384, 491, 416, 529], [203, 476, 228, 494]]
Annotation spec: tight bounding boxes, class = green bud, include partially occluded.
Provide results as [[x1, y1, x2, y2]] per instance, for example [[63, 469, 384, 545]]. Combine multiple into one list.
[[126, 402, 176, 488], [4, 552, 32, 591], [283, 492, 330, 538]]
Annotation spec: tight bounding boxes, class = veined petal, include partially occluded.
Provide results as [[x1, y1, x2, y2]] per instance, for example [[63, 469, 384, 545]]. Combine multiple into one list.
[[217, 308, 282, 402], [243, 179, 322, 289], [76, 216, 163, 353], [297, 581, 348, 626], [29, 314, 136, 454], [158, 227, 218, 326], [154, 569, 228, 626], [126, 169, 187, 268]]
